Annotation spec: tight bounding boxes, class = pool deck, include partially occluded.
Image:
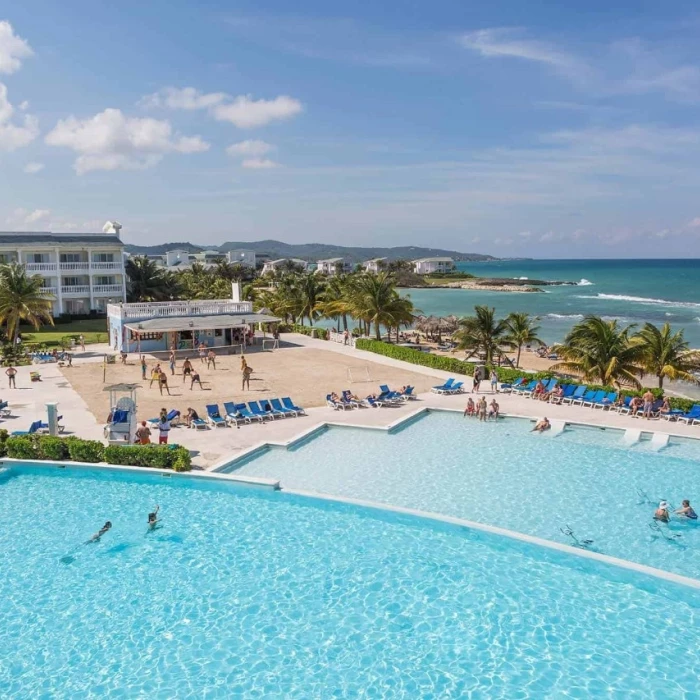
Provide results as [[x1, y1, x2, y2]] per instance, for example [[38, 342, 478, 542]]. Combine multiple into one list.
[[5, 333, 700, 469]]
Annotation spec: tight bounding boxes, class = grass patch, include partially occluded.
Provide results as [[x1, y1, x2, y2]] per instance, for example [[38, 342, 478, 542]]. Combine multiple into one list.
[[20, 319, 108, 347]]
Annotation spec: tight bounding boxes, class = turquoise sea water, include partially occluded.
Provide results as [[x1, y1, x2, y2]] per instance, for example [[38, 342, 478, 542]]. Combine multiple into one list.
[[233, 412, 700, 580], [1, 465, 700, 697], [404, 259, 700, 347]]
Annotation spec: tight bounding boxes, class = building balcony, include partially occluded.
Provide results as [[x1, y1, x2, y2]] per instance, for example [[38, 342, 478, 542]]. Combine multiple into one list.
[[91, 261, 122, 271], [60, 261, 90, 272], [93, 284, 123, 295], [61, 285, 91, 296], [107, 299, 253, 320], [25, 262, 58, 273], [39, 287, 58, 297]]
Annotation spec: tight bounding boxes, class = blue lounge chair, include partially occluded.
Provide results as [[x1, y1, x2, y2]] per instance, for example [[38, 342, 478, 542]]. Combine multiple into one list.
[[189, 417, 208, 430], [38, 415, 65, 433], [378, 384, 402, 401], [271, 397, 297, 416], [549, 384, 575, 404], [282, 397, 306, 415], [235, 403, 263, 423], [0, 399, 11, 416], [431, 378, 455, 394], [205, 404, 227, 428], [593, 392, 617, 410], [615, 396, 633, 413], [676, 405, 700, 424], [362, 396, 384, 408], [12, 420, 42, 436], [400, 386, 416, 400], [249, 401, 276, 420], [259, 400, 285, 418], [340, 391, 360, 409], [529, 378, 557, 399], [500, 377, 525, 393], [223, 401, 250, 426], [446, 381, 464, 394], [561, 386, 587, 405], [327, 393, 351, 411], [514, 380, 537, 395], [572, 389, 596, 407], [583, 390, 607, 408]]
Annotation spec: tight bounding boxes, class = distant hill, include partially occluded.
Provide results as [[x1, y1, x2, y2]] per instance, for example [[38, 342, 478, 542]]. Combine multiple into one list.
[[124, 239, 497, 263]]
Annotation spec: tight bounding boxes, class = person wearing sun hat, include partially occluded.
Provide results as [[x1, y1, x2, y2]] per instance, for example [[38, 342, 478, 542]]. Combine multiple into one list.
[[654, 501, 670, 523]]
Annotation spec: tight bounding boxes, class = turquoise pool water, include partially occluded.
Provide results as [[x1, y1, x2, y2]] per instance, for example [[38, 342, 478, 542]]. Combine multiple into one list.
[[2, 465, 700, 697], [232, 411, 700, 580]]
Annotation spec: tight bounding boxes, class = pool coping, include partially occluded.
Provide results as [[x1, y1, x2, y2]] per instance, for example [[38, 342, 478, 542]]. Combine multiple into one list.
[[3, 451, 700, 593]]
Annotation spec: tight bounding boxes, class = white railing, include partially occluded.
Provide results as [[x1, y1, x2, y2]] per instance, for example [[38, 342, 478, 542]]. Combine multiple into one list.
[[108, 299, 253, 319], [61, 285, 90, 295], [39, 287, 57, 297], [92, 284, 123, 295], [91, 262, 122, 271], [60, 262, 90, 271], [25, 262, 57, 272]]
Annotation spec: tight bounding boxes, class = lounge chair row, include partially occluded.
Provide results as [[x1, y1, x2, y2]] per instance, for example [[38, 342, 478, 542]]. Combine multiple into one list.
[[430, 378, 464, 395], [327, 385, 416, 410], [200, 398, 306, 429]]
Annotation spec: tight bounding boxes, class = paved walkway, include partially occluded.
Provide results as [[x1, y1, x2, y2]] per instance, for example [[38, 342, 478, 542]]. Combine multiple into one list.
[[5, 335, 700, 470]]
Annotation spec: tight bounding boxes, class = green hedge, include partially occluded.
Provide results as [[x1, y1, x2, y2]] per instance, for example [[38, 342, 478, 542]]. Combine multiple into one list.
[[354, 339, 553, 383], [5, 435, 191, 471], [278, 323, 329, 340]]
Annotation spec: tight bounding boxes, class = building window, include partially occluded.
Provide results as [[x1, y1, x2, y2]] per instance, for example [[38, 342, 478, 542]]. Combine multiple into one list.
[[93, 253, 114, 263], [60, 253, 83, 263], [129, 331, 163, 341], [215, 329, 223, 337], [63, 276, 84, 287], [94, 276, 115, 286], [28, 253, 49, 263]]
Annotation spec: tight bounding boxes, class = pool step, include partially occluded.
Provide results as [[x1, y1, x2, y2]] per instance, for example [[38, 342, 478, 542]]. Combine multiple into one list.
[[649, 433, 670, 452], [622, 428, 642, 447], [549, 420, 566, 436]]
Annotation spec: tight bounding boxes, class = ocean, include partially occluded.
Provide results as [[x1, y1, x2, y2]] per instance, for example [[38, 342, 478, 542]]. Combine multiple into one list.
[[402, 259, 700, 348]]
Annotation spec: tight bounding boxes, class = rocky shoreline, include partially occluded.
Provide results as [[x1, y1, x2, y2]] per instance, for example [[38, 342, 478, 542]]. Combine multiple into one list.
[[406, 277, 578, 293]]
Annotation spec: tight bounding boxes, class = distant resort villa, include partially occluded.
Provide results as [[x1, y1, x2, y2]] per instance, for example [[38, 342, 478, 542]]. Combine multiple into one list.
[[412, 256, 455, 274]]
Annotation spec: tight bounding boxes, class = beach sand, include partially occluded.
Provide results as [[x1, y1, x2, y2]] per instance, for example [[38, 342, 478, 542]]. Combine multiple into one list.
[[59, 345, 441, 423]]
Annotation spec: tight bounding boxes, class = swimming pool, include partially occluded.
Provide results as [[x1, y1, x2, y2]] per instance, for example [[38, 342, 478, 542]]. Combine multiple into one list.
[[2, 464, 699, 697], [230, 411, 700, 580]]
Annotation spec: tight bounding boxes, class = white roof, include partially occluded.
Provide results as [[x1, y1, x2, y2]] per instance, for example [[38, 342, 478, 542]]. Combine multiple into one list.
[[318, 257, 345, 263], [413, 257, 454, 263], [364, 257, 387, 263]]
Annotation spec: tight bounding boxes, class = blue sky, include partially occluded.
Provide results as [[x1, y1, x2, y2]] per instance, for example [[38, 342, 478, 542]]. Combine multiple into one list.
[[1, 1, 700, 257]]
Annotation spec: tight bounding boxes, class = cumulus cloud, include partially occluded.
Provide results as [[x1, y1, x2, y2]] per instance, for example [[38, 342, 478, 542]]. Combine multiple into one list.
[[45, 108, 209, 174], [5, 207, 50, 226], [23, 161, 44, 174], [0, 21, 33, 74], [241, 158, 279, 169], [144, 87, 303, 128], [212, 95, 302, 128], [0, 83, 38, 150], [226, 139, 275, 157], [140, 87, 227, 110], [688, 217, 700, 229]]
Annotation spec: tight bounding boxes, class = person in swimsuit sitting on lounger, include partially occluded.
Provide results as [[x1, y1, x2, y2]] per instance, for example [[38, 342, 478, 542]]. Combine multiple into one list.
[[532, 417, 551, 433]]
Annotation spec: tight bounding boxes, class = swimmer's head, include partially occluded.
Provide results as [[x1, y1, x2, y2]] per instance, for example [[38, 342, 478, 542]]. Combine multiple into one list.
[[683, 500, 690, 507], [104, 521, 112, 529]]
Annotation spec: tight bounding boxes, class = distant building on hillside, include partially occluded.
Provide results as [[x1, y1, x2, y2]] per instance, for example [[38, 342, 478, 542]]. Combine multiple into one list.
[[413, 257, 454, 274], [317, 258, 350, 275], [0, 228, 126, 316], [261, 258, 308, 275], [226, 249, 256, 268], [362, 257, 387, 273]]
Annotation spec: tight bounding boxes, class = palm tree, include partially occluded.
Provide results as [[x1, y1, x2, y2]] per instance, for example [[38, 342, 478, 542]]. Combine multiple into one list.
[[351, 272, 415, 340], [634, 322, 700, 388], [125, 256, 173, 302], [0, 262, 54, 342], [317, 275, 353, 331], [453, 305, 507, 364], [503, 312, 544, 367], [552, 315, 644, 388]]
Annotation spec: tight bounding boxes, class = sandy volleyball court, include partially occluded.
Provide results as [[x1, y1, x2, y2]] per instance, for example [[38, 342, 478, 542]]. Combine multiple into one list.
[[59, 344, 441, 423]]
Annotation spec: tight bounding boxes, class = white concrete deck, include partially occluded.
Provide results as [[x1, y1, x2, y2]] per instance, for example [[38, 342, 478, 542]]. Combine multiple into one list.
[[5, 334, 700, 470]]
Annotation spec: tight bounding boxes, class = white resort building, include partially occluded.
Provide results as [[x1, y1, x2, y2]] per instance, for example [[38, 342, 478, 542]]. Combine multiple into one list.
[[362, 258, 387, 273], [0, 229, 127, 316], [412, 257, 455, 274], [317, 258, 350, 275], [261, 258, 308, 275]]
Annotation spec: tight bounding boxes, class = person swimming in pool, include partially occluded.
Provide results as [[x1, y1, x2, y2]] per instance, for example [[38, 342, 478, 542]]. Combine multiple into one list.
[[147, 506, 160, 531], [87, 521, 112, 543], [654, 501, 670, 523], [675, 500, 698, 520]]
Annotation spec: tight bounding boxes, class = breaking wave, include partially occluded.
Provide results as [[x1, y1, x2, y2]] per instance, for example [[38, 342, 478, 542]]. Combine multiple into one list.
[[577, 278, 593, 286], [575, 293, 700, 309], [545, 313, 584, 320]]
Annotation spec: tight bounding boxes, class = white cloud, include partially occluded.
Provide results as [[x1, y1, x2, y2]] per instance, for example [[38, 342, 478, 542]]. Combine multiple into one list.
[[0, 83, 39, 150], [212, 95, 302, 128], [0, 21, 33, 74], [241, 158, 279, 169], [23, 161, 44, 174], [517, 230, 532, 238], [461, 28, 577, 70], [5, 207, 50, 226], [24, 208, 50, 223], [687, 217, 700, 229], [226, 139, 275, 157], [45, 108, 209, 174], [140, 87, 227, 110]]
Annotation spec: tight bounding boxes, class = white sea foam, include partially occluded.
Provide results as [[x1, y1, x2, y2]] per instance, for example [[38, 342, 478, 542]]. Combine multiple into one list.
[[546, 313, 584, 320], [576, 293, 700, 309], [516, 276, 528, 280], [577, 278, 593, 286]]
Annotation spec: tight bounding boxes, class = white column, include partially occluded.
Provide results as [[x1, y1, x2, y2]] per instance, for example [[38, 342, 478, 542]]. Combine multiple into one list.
[[54, 247, 63, 315]]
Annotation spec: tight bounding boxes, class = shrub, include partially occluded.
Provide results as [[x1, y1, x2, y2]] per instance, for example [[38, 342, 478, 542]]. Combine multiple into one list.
[[0, 428, 8, 457], [6, 435, 38, 459], [37, 436, 70, 461], [172, 448, 192, 472], [668, 397, 696, 413], [278, 323, 329, 340], [103, 444, 192, 471], [67, 438, 105, 463]]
